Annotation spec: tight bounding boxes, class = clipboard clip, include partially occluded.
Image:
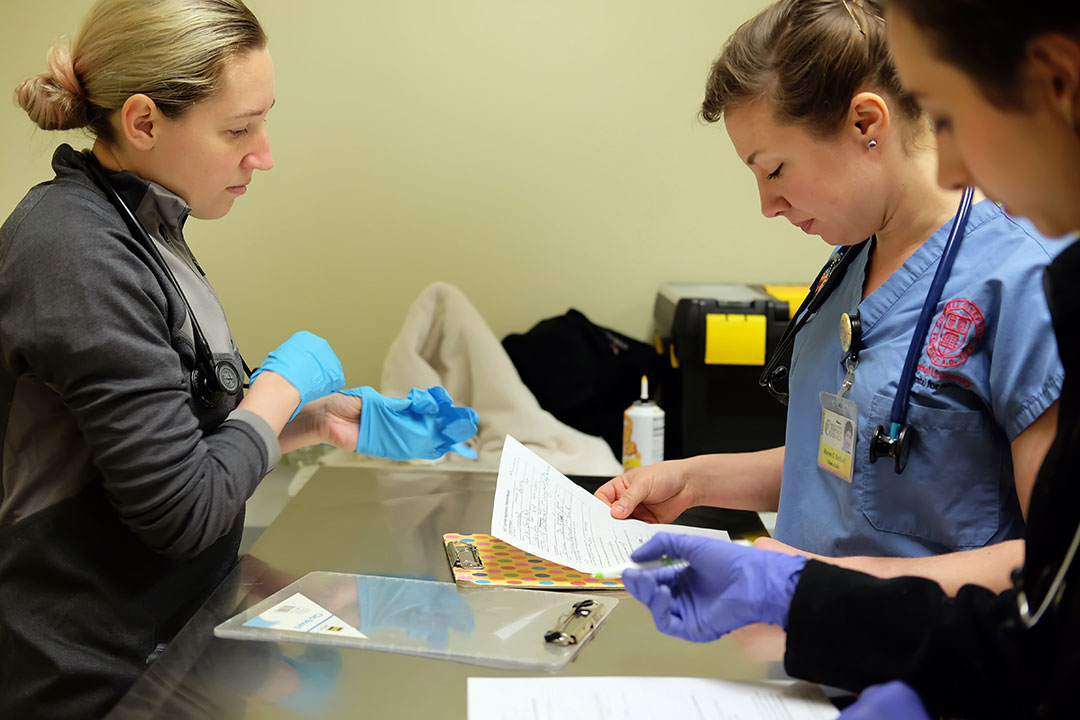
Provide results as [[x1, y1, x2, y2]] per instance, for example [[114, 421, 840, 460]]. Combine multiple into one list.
[[445, 540, 484, 570], [544, 599, 606, 646]]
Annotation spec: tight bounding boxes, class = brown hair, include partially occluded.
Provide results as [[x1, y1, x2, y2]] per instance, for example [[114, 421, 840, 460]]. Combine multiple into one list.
[[702, 0, 922, 137], [887, 0, 1080, 109], [15, 0, 267, 143]]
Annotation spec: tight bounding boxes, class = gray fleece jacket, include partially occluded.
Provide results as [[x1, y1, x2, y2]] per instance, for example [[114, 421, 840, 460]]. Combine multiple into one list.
[[0, 145, 279, 718]]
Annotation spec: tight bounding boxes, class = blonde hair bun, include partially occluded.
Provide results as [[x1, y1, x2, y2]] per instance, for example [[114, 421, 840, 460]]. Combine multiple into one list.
[[14, 0, 266, 142], [15, 41, 88, 131]]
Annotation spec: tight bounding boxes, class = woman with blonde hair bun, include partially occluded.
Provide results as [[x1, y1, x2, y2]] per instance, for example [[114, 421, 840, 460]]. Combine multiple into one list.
[[0, 1, 477, 715]]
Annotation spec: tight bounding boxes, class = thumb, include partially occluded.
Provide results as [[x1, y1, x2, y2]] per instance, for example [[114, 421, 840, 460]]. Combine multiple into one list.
[[609, 477, 647, 519]]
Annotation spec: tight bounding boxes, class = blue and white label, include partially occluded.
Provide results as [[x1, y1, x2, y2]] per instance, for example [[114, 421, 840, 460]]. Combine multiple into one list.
[[244, 592, 367, 638]]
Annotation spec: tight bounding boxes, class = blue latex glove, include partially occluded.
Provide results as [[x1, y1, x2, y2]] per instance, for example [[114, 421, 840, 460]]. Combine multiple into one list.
[[250, 331, 345, 420], [277, 646, 343, 714], [338, 385, 479, 461], [622, 532, 807, 642], [355, 575, 475, 650], [839, 681, 930, 720]]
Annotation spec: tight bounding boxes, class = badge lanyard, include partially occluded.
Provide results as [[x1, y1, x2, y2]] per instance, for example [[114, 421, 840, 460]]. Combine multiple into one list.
[[817, 311, 862, 483]]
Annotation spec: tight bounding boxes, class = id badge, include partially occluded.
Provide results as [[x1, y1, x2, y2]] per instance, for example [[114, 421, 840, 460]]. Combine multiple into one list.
[[818, 391, 858, 483]]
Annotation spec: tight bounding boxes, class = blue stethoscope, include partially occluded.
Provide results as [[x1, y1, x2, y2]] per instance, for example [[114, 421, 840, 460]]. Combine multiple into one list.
[[866, 186, 975, 473], [760, 186, 975, 474]]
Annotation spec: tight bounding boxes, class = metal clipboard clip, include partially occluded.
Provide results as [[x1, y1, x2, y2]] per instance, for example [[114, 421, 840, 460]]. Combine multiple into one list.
[[445, 540, 484, 570], [544, 599, 607, 646]]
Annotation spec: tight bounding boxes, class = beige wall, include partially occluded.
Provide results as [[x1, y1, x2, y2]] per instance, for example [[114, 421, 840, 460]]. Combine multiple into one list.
[[1, 0, 829, 386]]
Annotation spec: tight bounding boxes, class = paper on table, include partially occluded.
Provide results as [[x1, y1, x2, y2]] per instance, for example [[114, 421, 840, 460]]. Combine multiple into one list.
[[467, 676, 839, 720], [491, 435, 729, 574]]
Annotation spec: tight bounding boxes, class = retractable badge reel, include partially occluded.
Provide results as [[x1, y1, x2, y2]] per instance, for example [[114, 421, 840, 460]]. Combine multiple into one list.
[[817, 311, 861, 483]]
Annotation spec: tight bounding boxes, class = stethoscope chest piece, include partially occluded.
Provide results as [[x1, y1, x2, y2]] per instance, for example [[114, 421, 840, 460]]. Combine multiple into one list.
[[216, 360, 242, 394], [190, 359, 243, 407], [869, 423, 915, 475]]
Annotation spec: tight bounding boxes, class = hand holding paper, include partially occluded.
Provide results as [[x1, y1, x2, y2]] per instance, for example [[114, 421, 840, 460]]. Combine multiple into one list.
[[491, 436, 728, 574]]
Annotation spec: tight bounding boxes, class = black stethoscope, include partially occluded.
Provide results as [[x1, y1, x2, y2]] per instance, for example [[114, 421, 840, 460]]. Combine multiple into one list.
[[760, 186, 975, 474], [1012, 522, 1080, 629], [82, 151, 251, 407]]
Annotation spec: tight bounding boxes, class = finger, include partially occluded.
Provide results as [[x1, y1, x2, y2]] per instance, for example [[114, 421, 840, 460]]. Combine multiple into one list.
[[648, 585, 682, 638], [646, 565, 682, 585], [407, 387, 439, 414], [594, 480, 618, 506], [621, 568, 657, 606], [631, 532, 681, 562], [448, 606, 476, 633], [448, 441, 478, 459], [441, 409, 479, 442], [426, 627, 450, 649], [425, 386, 453, 406], [609, 477, 647, 519]]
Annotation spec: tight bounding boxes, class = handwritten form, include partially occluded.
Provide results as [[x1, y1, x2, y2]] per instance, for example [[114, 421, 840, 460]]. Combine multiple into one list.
[[467, 677, 839, 720], [491, 436, 729, 573]]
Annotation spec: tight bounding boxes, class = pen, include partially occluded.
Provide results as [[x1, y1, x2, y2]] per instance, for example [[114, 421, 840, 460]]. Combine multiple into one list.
[[593, 557, 689, 579]]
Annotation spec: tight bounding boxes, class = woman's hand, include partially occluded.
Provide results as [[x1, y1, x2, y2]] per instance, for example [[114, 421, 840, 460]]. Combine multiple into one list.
[[594, 460, 697, 523], [279, 386, 479, 460], [278, 392, 362, 454]]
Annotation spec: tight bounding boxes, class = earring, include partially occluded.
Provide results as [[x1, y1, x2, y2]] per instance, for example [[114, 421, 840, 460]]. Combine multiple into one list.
[[868, 139, 878, 148]]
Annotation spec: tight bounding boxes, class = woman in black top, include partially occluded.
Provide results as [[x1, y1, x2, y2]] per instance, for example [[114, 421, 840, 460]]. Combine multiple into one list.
[[623, 1, 1080, 717]]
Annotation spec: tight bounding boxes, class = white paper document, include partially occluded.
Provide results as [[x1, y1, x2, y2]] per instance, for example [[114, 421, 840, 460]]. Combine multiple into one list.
[[467, 676, 840, 720], [491, 435, 729, 573]]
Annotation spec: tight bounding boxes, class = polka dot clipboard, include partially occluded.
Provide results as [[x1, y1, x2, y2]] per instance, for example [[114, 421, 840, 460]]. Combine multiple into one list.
[[443, 533, 624, 590]]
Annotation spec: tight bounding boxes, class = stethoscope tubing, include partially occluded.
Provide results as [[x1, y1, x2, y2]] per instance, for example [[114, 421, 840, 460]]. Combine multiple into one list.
[[80, 151, 252, 389], [885, 186, 974, 438]]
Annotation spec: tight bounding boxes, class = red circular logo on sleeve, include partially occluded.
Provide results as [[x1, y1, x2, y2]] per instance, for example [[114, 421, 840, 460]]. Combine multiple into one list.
[[926, 299, 985, 368]]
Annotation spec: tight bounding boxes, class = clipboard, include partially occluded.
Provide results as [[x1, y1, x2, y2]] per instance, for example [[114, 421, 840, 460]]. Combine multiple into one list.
[[214, 571, 617, 671], [444, 533, 624, 590]]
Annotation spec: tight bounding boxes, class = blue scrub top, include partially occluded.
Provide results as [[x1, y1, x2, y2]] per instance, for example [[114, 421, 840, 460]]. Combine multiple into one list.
[[774, 200, 1064, 557]]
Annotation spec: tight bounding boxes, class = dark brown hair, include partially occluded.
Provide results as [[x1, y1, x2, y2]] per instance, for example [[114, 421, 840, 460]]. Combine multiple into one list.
[[702, 0, 922, 137], [887, 0, 1080, 108]]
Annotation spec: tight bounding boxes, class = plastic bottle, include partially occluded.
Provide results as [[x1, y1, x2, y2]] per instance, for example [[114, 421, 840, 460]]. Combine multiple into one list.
[[622, 375, 665, 469]]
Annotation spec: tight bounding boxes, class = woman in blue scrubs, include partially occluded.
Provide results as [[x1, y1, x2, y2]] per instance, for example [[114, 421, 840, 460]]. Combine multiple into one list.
[[597, 0, 1062, 594], [620, 1, 1080, 714]]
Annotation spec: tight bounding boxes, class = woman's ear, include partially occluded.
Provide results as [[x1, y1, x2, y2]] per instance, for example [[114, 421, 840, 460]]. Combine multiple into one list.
[[1027, 33, 1080, 131], [117, 94, 160, 151], [849, 91, 891, 146]]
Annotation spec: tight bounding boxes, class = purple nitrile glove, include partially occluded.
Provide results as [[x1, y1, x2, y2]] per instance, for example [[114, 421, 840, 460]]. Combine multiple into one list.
[[249, 331, 345, 420], [839, 681, 930, 720], [339, 385, 479, 461], [622, 532, 807, 642]]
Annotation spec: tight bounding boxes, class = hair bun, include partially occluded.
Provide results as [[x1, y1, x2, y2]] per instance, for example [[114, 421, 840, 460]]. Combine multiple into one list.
[[46, 42, 84, 98], [15, 40, 88, 131]]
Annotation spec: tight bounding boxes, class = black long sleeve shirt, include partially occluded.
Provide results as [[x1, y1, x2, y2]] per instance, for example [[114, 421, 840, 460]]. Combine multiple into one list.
[[783, 239, 1080, 718]]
